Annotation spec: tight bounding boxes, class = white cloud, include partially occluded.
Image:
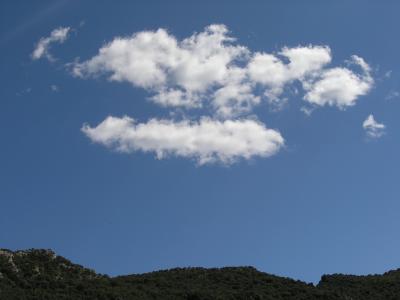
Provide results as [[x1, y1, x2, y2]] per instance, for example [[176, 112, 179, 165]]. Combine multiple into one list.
[[72, 24, 373, 116], [73, 25, 247, 90], [50, 84, 59, 92], [363, 114, 385, 139], [82, 116, 284, 165], [349, 54, 371, 73], [212, 82, 260, 117], [150, 89, 200, 108], [248, 46, 331, 90], [303, 55, 373, 109], [32, 27, 70, 61]]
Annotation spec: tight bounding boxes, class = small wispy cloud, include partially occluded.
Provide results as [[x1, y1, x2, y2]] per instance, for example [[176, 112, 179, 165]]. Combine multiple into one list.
[[50, 84, 59, 92], [16, 87, 32, 97], [385, 90, 400, 101], [363, 114, 385, 139], [384, 70, 392, 78], [32, 26, 70, 61], [300, 106, 315, 117]]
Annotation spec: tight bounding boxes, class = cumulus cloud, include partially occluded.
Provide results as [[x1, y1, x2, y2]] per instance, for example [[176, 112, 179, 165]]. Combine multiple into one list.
[[32, 27, 70, 61], [82, 116, 284, 165], [248, 46, 331, 94], [303, 55, 373, 108], [72, 24, 373, 116], [212, 82, 260, 117], [73, 25, 249, 115], [363, 114, 385, 139]]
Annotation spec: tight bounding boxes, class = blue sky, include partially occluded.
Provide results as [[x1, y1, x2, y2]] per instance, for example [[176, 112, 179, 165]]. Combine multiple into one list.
[[1, 0, 400, 283]]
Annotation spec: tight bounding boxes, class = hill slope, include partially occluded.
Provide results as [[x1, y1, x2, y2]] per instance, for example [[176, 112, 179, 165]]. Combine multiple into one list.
[[1, 249, 399, 300]]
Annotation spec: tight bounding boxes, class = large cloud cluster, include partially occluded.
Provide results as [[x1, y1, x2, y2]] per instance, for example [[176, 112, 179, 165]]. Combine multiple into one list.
[[73, 24, 373, 117], [72, 24, 374, 164]]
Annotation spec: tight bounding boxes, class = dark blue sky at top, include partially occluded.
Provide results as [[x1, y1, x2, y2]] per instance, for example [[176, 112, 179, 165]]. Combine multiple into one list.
[[1, 0, 400, 283]]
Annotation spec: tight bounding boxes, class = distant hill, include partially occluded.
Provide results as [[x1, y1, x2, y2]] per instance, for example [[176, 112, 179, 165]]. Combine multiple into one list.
[[1, 249, 399, 300]]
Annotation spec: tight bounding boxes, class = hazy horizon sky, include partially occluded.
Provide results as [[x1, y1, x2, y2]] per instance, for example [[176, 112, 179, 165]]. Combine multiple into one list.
[[1, 0, 400, 283]]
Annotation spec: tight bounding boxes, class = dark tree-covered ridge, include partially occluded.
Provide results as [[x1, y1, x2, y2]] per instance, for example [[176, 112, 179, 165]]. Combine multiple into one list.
[[1, 248, 399, 300]]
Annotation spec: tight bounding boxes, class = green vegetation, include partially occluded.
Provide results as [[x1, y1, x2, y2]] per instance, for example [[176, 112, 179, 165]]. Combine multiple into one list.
[[0, 249, 398, 299]]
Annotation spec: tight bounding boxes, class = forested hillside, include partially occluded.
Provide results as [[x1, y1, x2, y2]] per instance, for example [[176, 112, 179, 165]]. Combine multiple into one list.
[[1, 249, 399, 300]]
